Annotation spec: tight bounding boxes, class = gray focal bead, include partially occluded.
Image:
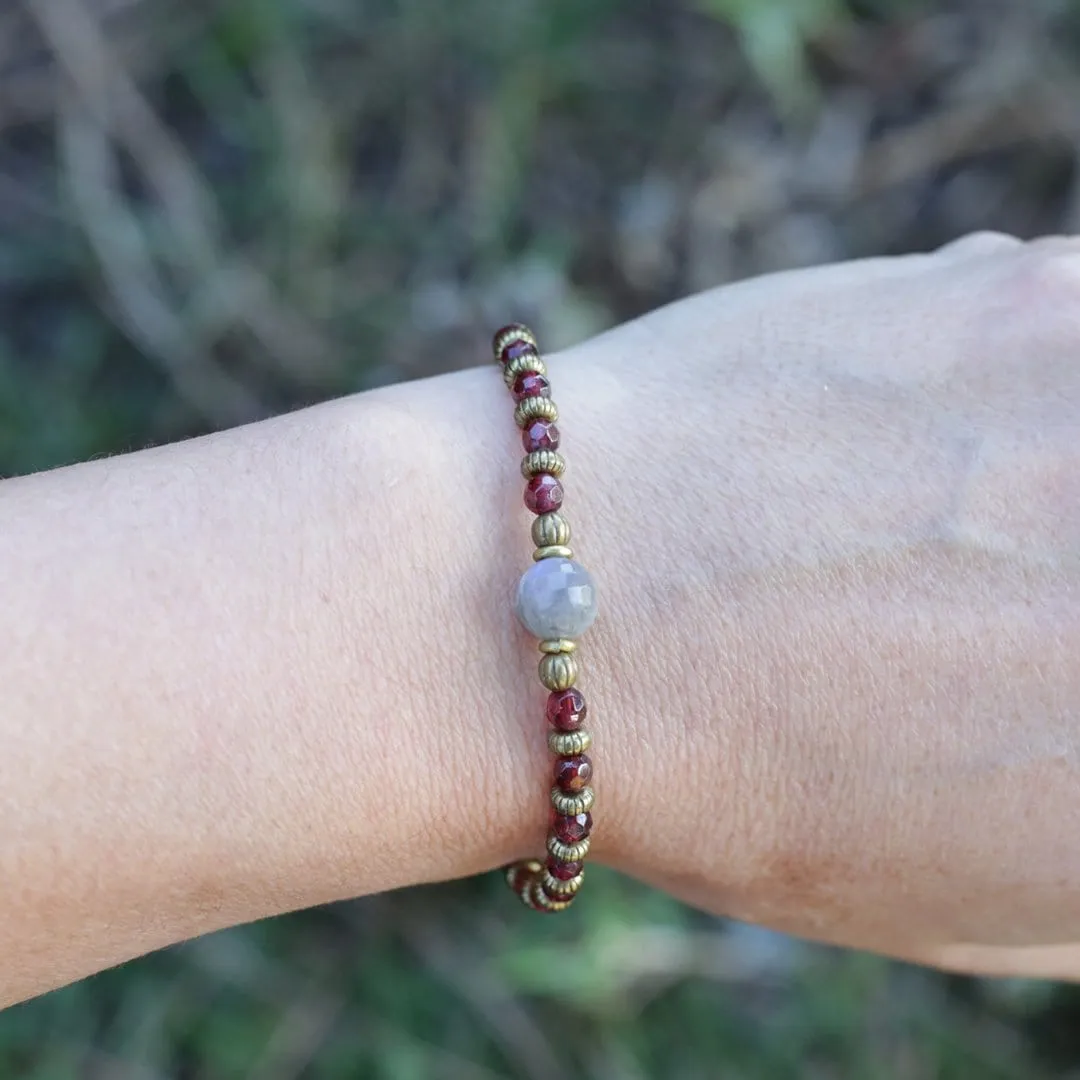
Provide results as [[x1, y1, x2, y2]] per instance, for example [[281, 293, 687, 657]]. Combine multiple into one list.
[[515, 558, 598, 640]]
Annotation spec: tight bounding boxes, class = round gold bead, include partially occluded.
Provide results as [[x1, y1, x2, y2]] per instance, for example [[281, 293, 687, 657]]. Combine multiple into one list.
[[494, 325, 537, 358], [539, 652, 578, 691], [551, 786, 594, 816], [503, 354, 546, 388], [542, 868, 585, 896], [538, 638, 577, 654], [547, 834, 591, 862], [505, 858, 542, 891], [530, 880, 574, 912], [548, 729, 591, 756], [533, 545, 574, 561], [532, 513, 571, 548], [521, 450, 565, 479], [514, 396, 558, 428]]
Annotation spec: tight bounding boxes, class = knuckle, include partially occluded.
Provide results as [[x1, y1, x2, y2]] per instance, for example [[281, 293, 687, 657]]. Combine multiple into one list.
[[938, 231, 1022, 259], [988, 248, 1080, 348]]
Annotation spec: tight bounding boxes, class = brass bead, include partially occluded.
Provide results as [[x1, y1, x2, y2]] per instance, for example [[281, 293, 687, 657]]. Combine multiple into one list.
[[506, 859, 543, 907], [503, 354, 546, 388], [539, 652, 578, 691], [505, 858, 542, 891], [548, 729, 591, 756], [530, 880, 574, 912], [532, 513, 571, 548], [551, 786, 594, 816], [538, 638, 577, 654], [493, 325, 537, 358], [542, 868, 585, 896], [521, 450, 565, 479], [533, 545, 574, 561], [547, 834, 591, 862], [514, 396, 558, 428]]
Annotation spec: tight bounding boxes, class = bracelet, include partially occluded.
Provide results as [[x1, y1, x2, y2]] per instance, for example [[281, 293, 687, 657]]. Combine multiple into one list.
[[492, 323, 598, 913]]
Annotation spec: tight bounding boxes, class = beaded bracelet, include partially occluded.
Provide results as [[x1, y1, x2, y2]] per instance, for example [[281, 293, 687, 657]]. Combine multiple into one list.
[[492, 323, 598, 913]]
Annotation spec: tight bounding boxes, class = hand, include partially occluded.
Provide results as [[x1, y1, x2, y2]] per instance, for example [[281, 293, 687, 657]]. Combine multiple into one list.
[[555, 233, 1080, 978]]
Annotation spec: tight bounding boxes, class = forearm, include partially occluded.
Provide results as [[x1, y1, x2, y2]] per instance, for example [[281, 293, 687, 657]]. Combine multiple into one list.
[[0, 369, 560, 1004]]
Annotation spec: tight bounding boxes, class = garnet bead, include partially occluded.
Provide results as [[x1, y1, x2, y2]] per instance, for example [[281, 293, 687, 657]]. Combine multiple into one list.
[[511, 371, 550, 402], [524, 473, 563, 514], [546, 855, 583, 880], [550, 810, 592, 843], [546, 688, 586, 731], [499, 338, 538, 367], [522, 419, 560, 453], [554, 755, 592, 793]]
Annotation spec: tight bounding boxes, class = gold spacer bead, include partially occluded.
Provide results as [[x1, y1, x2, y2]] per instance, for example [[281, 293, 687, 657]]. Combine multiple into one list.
[[505, 859, 543, 892], [551, 786, 595, 816], [547, 834, 591, 862], [548, 729, 592, 756], [538, 638, 577, 654], [539, 652, 578, 691], [542, 868, 585, 896], [503, 354, 546, 388], [533, 545, 574, 561], [514, 396, 558, 428], [530, 880, 574, 912], [521, 449, 566, 479], [493, 325, 537, 358], [532, 513, 571, 548]]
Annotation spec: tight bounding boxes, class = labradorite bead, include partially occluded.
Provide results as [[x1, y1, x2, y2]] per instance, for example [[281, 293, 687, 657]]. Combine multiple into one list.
[[515, 558, 597, 640]]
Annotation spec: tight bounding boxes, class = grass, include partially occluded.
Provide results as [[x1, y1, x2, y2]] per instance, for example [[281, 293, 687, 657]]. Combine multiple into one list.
[[2, 0, 1080, 1074]]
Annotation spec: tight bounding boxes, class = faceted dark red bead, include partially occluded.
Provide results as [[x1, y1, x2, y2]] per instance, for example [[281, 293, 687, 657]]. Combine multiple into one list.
[[554, 755, 592, 793], [546, 855, 583, 880], [550, 810, 592, 843], [546, 688, 586, 731], [522, 419, 560, 453], [524, 473, 563, 514], [500, 338, 539, 367], [511, 371, 551, 402]]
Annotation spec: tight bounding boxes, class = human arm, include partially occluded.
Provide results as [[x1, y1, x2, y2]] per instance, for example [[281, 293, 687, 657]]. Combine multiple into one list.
[[4, 232, 1080, 1006]]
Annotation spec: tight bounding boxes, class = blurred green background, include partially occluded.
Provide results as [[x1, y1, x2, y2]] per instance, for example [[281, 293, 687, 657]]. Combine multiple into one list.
[[3, 0, 1080, 1075]]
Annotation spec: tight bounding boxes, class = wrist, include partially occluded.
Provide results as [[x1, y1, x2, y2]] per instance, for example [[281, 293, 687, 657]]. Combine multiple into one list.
[[324, 369, 553, 883]]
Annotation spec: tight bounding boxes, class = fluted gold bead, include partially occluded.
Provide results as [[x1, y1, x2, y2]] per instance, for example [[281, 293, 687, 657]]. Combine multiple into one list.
[[514, 395, 558, 428], [503, 354, 546, 387], [533, 545, 574, 561], [539, 652, 578, 691], [493, 325, 537, 358], [551, 786, 594, 816], [530, 881, 574, 912], [505, 859, 542, 891], [521, 450, 565, 479], [532, 513, 571, 548], [548, 730, 591, 756], [542, 868, 585, 896], [538, 639, 576, 654], [547, 834, 591, 862], [505, 859, 543, 907]]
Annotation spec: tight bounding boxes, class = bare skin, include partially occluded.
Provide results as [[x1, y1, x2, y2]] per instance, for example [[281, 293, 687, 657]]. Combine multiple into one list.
[[3, 232, 1080, 1006]]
